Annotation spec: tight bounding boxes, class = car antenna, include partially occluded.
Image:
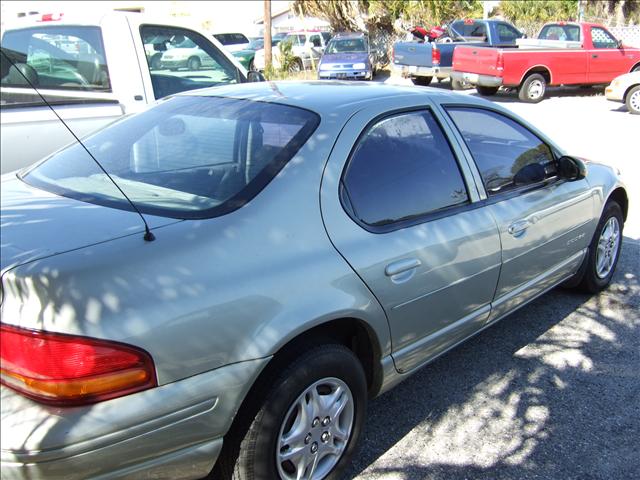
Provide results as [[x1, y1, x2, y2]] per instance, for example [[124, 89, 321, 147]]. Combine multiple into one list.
[[1, 49, 155, 241]]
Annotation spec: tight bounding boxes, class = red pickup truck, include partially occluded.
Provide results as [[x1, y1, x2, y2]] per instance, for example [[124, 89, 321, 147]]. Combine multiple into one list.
[[451, 22, 640, 102]]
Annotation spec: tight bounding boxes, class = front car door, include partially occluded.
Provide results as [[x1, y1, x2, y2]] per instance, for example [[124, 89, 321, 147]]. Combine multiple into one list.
[[588, 26, 629, 83], [441, 105, 595, 321], [321, 100, 501, 374]]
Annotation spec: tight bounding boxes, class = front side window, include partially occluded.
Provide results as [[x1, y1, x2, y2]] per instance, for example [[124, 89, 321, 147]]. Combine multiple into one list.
[[1, 26, 110, 91], [140, 25, 241, 99], [342, 110, 468, 227], [591, 27, 618, 49], [446, 107, 557, 195], [22, 96, 319, 219], [496, 23, 522, 43]]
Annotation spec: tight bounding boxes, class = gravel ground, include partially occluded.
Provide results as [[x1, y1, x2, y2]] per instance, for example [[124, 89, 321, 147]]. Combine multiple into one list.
[[340, 74, 640, 480]]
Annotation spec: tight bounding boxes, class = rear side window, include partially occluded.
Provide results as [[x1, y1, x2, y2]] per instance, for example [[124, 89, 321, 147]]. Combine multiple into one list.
[[451, 21, 488, 40], [539, 24, 581, 42], [1, 26, 110, 91], [446, 107, 557, 195], [342, 110, 469, 227], [23, 96, 320, 219]]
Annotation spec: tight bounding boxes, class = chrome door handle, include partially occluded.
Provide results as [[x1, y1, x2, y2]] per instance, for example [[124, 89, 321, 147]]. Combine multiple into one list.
[[592, 54, 599, 58], [385, 258, 421, 277], [508, 220, 531, 237]]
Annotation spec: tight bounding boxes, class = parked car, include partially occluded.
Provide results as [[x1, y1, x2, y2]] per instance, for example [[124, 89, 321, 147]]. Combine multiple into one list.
[[393, 19, 524, 87], [451, 21, 640, 102], [159, 37, 217, 71], [213, 32, 250, 53], [318, 32, 375, 80], [232, 37, 278, 71], [253, 30, 332, 71], [0, 82, 628, 480], [0, 11, 251, 174], [605, 71, 640, 114]]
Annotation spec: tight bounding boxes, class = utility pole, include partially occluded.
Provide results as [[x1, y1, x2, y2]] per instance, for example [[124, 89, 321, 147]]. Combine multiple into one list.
[[264, 0, 272, 71]]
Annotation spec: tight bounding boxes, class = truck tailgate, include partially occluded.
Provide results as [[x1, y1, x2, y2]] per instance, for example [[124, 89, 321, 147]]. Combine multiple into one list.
[[393, 42, 433, 68], [453, 46, 501, 76]]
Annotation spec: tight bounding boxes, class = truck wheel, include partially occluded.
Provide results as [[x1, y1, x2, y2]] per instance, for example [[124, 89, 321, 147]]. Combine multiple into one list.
[[411, 76, 432, 86], [518, 73, 546, 103], [450, 77, 466, 90], [188, 57, 201, 71], [217, 344, 367, 480], [625, 85, 640, 114], [476, 85, 499, 96], [576, 201, 624, 293]]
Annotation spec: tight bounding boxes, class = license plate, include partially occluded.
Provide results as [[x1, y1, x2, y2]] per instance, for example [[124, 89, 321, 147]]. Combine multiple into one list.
[[336, 73, 347, 78]]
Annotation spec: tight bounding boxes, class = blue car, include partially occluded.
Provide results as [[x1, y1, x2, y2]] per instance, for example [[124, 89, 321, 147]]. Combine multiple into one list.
[[318, 32, 374, 80]]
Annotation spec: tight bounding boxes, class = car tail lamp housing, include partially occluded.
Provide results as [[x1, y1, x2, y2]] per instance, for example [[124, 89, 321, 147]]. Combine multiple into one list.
[[0, 324, 156, 405], [496, 51, 504, 71], [432, 46, 441, 66]]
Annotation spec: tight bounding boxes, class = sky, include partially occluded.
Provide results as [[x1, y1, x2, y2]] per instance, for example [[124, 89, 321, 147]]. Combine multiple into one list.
[[0, 1, 292, 34]]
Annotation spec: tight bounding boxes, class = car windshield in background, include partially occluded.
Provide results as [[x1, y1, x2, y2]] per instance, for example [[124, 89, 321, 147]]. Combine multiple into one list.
[[326, 38, 366, 54], [22, 96, 319, 219], [539, 24, 581, 41], [1, 26, 111, 92]]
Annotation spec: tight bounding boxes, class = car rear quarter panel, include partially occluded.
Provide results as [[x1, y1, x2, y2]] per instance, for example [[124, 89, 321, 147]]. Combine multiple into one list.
[[0, 118, 391, 386]]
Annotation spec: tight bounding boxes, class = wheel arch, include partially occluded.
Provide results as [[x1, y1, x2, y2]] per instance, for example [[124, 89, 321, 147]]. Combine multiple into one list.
[[519, 65, 552, 86], [607, 187, 629, 222], [623, 83, 640, 104], [630, 62, 640, 73]]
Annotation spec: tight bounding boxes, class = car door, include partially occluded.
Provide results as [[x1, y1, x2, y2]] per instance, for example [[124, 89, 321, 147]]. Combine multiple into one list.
[[443, 106, 595, 321], [588, 26, 629, 83], [321, 103, 502, 374]]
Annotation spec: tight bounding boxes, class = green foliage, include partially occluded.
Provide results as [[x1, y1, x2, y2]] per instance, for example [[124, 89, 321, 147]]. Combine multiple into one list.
[[500, 0, 578, 23]]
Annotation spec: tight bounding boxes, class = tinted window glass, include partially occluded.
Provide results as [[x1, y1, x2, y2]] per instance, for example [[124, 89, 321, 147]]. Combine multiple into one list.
[[343, 111, 468, 226], [539, 24, 581, 42], [591, 27, 618, 48], [23, 96, 319, 219], [496, 23, 522, 43], [446, 107, 557, 194], [140, 25, 241, 99], [326, 38, 366, 54], [1, 26, 110, 91], [451, 21, 487, 39]]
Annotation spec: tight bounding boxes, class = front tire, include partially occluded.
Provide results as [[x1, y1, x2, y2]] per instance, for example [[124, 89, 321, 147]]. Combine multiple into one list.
[[219, 344, 367, 480], [625, 85, 640, 114], [476, 85, 499, 96], [411, 76, 432, 86], [576, 201, 624, 293], [518, 73, 546, 103]]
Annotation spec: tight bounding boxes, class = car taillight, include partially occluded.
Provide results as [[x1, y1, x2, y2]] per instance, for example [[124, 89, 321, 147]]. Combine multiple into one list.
[[496, 51, 504, 71], [432, 47, 441, 66], [0, 324, 156, 405]]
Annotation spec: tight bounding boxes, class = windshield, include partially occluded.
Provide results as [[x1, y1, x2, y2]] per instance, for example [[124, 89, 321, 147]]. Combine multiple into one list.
[[326, 38, 366, 54], [22, 96, 320, 219]]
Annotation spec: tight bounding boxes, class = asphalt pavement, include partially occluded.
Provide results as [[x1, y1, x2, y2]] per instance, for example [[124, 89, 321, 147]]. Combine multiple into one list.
[[341, 73, 640, 480]]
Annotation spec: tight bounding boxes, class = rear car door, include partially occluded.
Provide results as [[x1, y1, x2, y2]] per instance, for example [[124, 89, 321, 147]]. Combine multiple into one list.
[[321, 103, 501, 373], [443, 106, 594, 321]]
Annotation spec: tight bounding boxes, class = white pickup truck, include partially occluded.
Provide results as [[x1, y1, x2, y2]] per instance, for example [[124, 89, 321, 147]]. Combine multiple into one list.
[[0, 11, 254, 173]]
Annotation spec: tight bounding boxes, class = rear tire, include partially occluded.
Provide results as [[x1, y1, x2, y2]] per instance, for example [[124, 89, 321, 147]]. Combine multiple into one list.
[[576, 201, 624, 293], [411, 76, 432, 86], [217, 344, 367, 480], [625, 85, 640, 115], [188, 56, 201, 71], [518, 73, 546, 103], [476, 85, 499, 96]]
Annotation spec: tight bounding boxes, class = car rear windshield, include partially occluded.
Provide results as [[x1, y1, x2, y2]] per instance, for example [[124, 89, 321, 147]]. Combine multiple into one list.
[[22, 95, 320, 219]]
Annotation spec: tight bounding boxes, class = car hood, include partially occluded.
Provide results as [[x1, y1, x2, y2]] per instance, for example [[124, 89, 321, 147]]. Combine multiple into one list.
[[0, 175, 179, 273], [321, 53, 369, 64]]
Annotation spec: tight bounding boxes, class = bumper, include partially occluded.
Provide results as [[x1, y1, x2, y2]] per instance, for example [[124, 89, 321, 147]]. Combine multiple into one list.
[[1, 357, 269, 480], [318, 69, 371, 80], [394, 65, 451, 79], [605, 86, 623, 102], [160, 59, 189, 69], [451, 71, 503, 88]]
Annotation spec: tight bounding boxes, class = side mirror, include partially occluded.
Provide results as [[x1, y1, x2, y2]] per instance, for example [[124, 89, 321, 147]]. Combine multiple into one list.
[[557, 155, 587, 180], [247, 70, 265, 82]]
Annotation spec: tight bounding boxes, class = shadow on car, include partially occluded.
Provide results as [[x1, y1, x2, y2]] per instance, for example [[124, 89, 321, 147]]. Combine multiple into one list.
[[341, 239, 639, 480]]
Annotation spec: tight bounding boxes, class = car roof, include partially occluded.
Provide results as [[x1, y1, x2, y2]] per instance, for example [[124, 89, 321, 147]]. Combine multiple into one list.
[[180, 81, 492, 117]]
